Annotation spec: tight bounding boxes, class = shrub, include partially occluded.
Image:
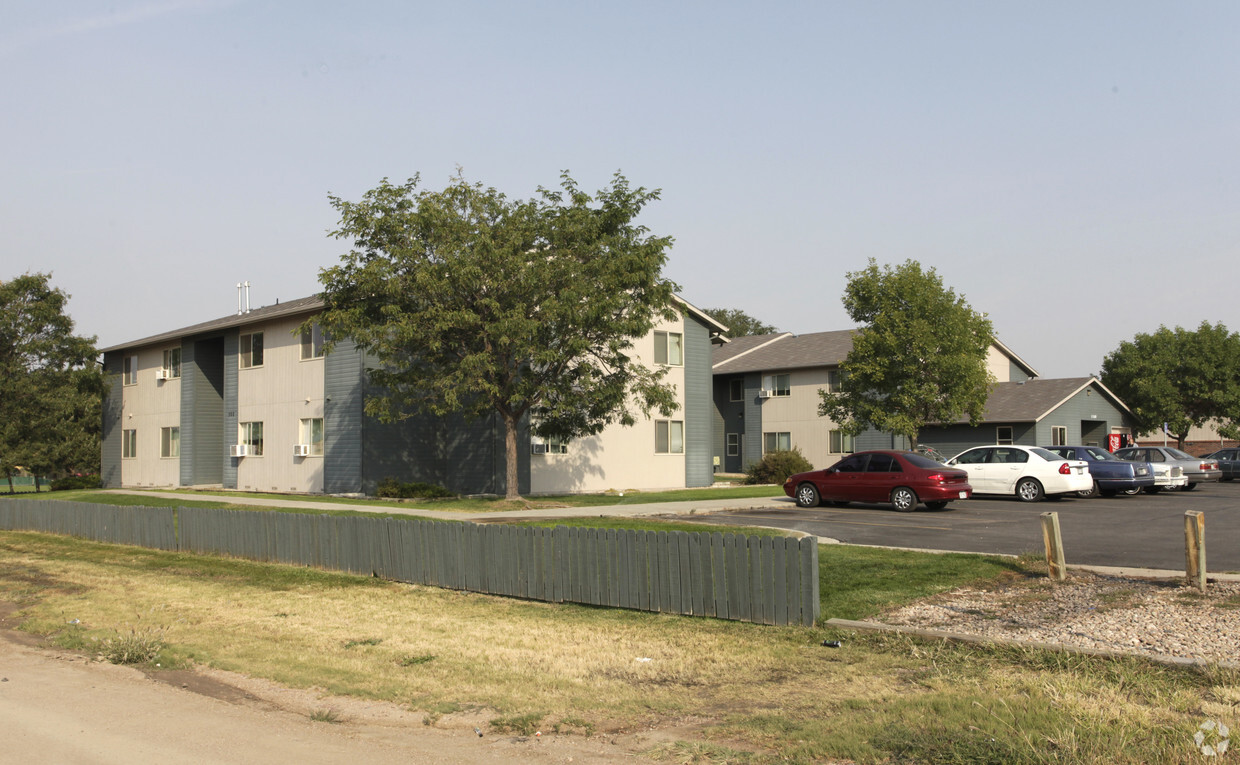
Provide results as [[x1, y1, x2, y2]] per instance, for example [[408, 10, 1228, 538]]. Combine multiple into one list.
[[375, 478, 455, 500], [51, 474, 101, 491], [744, 447, 813, 485]]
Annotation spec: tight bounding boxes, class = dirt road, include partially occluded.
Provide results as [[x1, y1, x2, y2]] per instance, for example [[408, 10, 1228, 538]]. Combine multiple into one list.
[[0, 605, 648, 764]]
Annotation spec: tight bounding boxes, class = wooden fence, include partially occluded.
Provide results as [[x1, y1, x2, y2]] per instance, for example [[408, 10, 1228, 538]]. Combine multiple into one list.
[[0, 499, 820, 626]]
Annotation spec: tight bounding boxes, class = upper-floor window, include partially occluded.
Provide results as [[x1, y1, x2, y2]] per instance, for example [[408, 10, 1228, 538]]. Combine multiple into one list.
[[729, 378, 744, 402], [162, 348, 181, 379], [123, 356, 138, 385], [761, 373, 790, 397], [239, 332, 264, 369], [300, 324, 326, 360], [826, 369, 844, 393], [654, 331, 683, 366], [655, 420, 684, 454]]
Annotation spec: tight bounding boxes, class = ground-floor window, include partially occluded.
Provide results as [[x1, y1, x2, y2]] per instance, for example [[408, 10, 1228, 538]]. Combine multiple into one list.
[[996, 426, 1014, 445], [1051, 426, 1067, 446], [829, 430, 854, 454], [160, 426, 180, 458], [726, 433, 739, 457], [655, 420, 684, 454], [763, 431, 791, 453], [122, 429, 137, 458], [299, 418, 324, 456], [240, 421, 264, 456]]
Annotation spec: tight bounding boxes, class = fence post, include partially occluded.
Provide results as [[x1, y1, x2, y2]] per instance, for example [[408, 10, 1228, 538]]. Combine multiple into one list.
[[1040, 512, 1066, 582], [1185, 510, 1206, 591]]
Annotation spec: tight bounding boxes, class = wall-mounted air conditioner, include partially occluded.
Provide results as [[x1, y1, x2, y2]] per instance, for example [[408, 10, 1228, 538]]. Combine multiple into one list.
[[758, 389, 773, 399], [531, 443, 548, 455], [229, 444, 249, 457], [155, 370, 170, 381], [293, 444, 311, 457]]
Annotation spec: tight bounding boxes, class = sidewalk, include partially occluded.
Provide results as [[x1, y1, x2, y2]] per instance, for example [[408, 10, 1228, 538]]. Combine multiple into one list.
[[96, 489, 793, 523]]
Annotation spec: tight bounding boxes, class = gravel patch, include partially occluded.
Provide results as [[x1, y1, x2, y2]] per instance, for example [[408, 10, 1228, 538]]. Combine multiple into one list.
[[881, 571, 1240, 665]]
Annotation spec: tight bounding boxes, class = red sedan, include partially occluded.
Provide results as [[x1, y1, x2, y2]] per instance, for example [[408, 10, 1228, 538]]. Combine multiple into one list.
[[782, 450, 972, 511]]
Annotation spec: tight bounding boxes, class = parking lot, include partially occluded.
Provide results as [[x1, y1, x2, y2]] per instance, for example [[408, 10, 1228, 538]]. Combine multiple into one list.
[[672, 481, 1240, 572]]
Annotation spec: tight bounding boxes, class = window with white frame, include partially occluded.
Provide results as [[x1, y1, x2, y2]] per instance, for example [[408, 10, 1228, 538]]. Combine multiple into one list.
[[763, 431, 791, 453], [531, 434, 568, 454], [162, 348, 181, 379], [300, 324, 326, 360], [161, 426, 180, 458], [761, 374, 790, 397], [653, 331, 683, 366], [123, 356, 138, 385], [826, 369, 844, 393], [996, 426, 1014, 445], [239, 332, 264, 369], [122, 429, 137, 458], [655, 420, 684, 454], [729, 378, 744, 402], [726, 433, 739, 457], [1051, 426, 1067, 446], [829, 430, 854, 454], [299, 418, 324, 456], [240, 421, 264, 456]]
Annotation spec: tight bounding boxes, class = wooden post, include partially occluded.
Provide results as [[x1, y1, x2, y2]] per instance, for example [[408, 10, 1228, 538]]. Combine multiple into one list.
[[1040, 512, 1066, 582], [1185, 510, 1206, 591]]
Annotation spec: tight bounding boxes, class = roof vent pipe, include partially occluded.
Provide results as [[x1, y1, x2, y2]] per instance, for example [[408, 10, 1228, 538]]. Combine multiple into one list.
[[237, 283, 243, 315], [244, 281, 252, 313]]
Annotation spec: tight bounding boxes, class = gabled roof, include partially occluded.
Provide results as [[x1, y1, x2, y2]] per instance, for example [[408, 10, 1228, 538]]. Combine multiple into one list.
[[940, 376, 1135, 424], [712, 330, 856, 374]]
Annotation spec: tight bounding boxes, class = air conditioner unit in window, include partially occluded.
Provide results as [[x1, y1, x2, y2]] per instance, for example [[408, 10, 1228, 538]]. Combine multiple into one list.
[[758, 389, 773, 399], [155, 370, 170, 381], [229, 444, 249, 458], [531, 443, 548, 455], [293, 444, 310, 457]]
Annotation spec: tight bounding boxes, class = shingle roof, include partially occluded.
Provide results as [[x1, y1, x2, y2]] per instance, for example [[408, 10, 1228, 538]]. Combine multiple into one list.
[[938, 377, 1133, 424], [100, 295, 325, 353], [712, 330, 857, 374]]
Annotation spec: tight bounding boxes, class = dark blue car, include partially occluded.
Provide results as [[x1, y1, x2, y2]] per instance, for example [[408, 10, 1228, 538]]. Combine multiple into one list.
[[1042, 445, 1155, 497]]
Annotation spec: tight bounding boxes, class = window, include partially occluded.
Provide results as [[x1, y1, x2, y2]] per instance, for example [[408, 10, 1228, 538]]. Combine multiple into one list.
[[761, 374, 790, 397], [300, 324, 326, 360], [996, 426, 1014, 445], [834, 454, 866, 472], [654, 331, 683, 366], [299, 418, 324, 456], [239, 332, 264, 369], [726, 433, 739, 457], [240, 421, 264, 456], [122, 429, 137, 458], [655, 420, 684, 454], [729, 378, 744, 402], [867, 453, 901, 472], [543, 435, 569, 454], [763, 431, 791, 453], [826, 369, 844, 393], [160, 426, 180, 458], [829, 430, 854, 454], [1051, 426, 1067, 446], [123, 356, 138, 385], [162, 348, 181, 379]]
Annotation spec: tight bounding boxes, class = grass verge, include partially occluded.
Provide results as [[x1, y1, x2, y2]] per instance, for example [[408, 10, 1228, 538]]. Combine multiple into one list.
[[1, 529, 1235, 763]]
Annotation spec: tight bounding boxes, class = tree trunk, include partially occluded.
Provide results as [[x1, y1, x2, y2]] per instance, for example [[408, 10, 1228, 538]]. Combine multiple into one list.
[[502, 411, 521, 501]]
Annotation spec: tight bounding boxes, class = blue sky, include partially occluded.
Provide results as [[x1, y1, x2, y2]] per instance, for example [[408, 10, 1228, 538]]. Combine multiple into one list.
[[3, 1, 1237, 378]]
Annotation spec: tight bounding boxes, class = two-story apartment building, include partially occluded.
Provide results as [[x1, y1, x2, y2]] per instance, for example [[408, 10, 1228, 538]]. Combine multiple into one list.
[[101, 294, 726, 496]]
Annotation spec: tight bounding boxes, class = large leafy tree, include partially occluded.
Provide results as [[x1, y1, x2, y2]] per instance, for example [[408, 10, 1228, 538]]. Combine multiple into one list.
[[1100, 322, 1240, 447], [316, 171, 681, 500], [0, 273, 102, 490], [818, 259, 994, 448], [703, 307, 778, 337]]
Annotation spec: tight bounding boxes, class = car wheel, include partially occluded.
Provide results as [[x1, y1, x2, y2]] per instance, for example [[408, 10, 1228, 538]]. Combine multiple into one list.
[[891, 486, 918, 512], [1015, 478, 1044, 502], [1077, 480, 1099, 499], [925, 500, 949, 510], [1121, 487, 1141, 495], [1182, 482, 1197, 492], [795, 483, 820, 508]]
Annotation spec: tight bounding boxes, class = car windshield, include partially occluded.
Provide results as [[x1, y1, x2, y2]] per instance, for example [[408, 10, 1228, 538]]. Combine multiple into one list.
[[1030, 447, 1064, 461], [1165, 448, 1194, 460], [1085, 447, 1117, 461]]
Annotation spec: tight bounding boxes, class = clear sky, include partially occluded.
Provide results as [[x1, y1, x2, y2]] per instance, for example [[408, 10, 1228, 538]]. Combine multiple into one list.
[[3, 1, 1237, 378]]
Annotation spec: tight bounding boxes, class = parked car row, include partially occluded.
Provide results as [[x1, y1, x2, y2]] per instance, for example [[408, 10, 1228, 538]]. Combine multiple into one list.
[[782, 443, 1225, 512]]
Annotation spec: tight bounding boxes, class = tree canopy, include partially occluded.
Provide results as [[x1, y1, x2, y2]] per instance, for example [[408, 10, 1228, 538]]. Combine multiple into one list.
[[316, 171, 682, 500], [702, 307, 777, 337], [1100, 322, 1240, 446], [818, 259, 994, 448], [0, 273, 102, 487]]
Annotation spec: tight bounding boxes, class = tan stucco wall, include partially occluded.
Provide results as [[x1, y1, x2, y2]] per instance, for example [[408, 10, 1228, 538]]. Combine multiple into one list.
[[119, 344, 183, 487]]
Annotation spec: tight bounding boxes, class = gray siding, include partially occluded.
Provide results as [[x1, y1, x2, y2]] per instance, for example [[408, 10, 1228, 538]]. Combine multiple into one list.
[[714, 375, 745, 473], [222, 330, 239, 489], [920, 422, 1038, 457], [856, 428, 901, 452], [100, 352, 123, 488], [1009, 361, 1032, 382], [683, 316, 713, 487], [183, 336, 225, 486], [324, 339, 364, 494], [742, 373, 763, 470], [1031, 386, 1131, 447]]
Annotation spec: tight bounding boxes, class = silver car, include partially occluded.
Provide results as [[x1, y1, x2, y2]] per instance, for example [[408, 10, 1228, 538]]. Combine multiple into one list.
[[1113, 446, 1222, 491]]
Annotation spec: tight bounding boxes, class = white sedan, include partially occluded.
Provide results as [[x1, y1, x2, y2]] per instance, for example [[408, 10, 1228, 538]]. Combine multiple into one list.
[[946, 445, 1092, 502]]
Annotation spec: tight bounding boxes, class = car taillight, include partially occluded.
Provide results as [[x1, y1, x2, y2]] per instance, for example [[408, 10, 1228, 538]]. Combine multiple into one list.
[[926, 473, 946, 483], [1058, 463, 1072, 475], [1202, 462, 1217, 470]]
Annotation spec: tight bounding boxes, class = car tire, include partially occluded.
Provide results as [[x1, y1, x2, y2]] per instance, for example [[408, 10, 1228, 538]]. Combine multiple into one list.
[[1077, 480, 1099, 499], [795, 483, 821, 508], [1121, 487, 1141, 495], [1016, 478, 1044, 502], [1182, 482, 1197, 492], [891, 487, 918, 512], [925, 500, 949, 511]]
